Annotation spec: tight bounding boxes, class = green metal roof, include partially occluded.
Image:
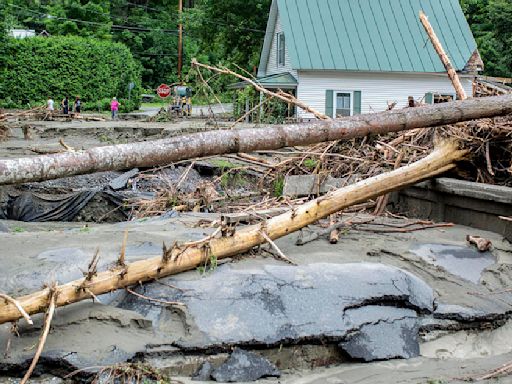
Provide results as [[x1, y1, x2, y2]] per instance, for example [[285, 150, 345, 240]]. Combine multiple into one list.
[[275, 0, 478, 73], [229, 72, 298, 89]]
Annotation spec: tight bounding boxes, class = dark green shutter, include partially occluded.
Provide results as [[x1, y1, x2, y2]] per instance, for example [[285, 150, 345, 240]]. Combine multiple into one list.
[[353, 91, 361, 115], [425, 92, 433, 104], [325, 90, 333, 118]]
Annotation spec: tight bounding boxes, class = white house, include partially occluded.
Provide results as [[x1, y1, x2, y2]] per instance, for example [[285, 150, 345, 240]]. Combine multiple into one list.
[[256, 0, 483, 119], [9, 29, 36, 39]]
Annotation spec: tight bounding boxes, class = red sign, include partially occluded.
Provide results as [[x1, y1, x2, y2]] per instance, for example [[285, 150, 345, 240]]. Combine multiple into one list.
[[157, 84, 171, 98]]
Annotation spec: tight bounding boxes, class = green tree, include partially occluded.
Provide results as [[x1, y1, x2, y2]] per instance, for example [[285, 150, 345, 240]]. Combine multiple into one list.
[[488, 0, 512, 76], [186, 0, 270, 69], [460, 0, 512, 77], [0, 35, 141, 110]]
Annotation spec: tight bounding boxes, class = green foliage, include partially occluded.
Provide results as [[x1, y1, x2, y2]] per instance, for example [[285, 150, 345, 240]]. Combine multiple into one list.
[[186, 0, 271, 69], [273, 176, 285, 197], [3, 0, 271, 97], [220, 171, 247, 189], [461, 0, 512, 76], [211, 159, 237, 170], [304, 159, 318, 169], [0, 35, 141, 110], [197, 254, 218, 276], [0, 2, 10, 80]]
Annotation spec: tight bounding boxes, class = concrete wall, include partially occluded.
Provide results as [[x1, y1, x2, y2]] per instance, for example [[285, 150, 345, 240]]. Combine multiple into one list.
[[395, 178, 512, 241]]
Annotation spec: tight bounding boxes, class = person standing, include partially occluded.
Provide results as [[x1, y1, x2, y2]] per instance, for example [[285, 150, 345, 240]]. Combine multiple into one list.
[[46, 97, 54, 119], [74, 96, 81, 117], [61, 96, 69, 114], [110, 97, 120, 120]]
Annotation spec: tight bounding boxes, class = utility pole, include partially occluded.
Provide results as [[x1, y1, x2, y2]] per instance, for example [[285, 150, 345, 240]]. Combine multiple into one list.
[[178, 0, 183, 83]]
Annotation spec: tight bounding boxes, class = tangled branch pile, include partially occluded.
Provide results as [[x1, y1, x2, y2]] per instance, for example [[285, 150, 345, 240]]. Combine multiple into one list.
[[261, 115, 512, 188], [130, 113, 512, 218]]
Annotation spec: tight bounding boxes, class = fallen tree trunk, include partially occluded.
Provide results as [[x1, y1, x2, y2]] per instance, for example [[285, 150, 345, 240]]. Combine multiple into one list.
[[0, 94, 510, 186], [0, 142, 467, 324]]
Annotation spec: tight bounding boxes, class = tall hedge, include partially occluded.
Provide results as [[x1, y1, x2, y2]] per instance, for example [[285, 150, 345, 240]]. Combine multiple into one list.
[[0, 36, 142, 111]]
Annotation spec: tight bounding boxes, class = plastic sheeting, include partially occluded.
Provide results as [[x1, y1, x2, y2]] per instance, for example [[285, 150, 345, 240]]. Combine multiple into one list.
[[3, 190, 128, 222]]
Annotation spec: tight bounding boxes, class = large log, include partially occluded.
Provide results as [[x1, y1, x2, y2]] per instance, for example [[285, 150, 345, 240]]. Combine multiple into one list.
[[0, 142, 467, 324], [0, 95, 511, 186]]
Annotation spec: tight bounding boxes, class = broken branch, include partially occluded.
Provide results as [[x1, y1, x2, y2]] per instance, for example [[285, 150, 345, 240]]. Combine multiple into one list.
[[20, 286, 57, 384], [192, 59, 330, 120], [419, 11, 467, 100], [260, 230, 297, 265], [0, 293, 33, 325]]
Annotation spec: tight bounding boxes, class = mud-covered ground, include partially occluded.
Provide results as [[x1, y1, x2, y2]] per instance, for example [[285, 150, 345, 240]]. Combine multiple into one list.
[[1, 213, 512, 383], [1, 119, 512, 383]]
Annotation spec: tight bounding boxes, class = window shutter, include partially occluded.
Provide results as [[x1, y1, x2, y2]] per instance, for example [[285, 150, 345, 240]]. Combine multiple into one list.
[[325, 90, 333, 118], [425, 92, 433, 104], [353, 91, 362, 115], [276, 33, 279, 65]]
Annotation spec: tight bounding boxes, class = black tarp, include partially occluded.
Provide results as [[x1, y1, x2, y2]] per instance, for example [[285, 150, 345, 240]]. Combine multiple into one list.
[[3, 190, 129, 222]]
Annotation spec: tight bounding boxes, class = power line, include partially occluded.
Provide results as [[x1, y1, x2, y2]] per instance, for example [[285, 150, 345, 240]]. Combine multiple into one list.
[[11, 3, 265, 36], [125, 0, 266, 34], [10, 4, 180, 35]]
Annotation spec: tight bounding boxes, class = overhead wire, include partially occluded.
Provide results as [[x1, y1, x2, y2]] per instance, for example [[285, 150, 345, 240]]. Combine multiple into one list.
[[10, 4, 180, 35]]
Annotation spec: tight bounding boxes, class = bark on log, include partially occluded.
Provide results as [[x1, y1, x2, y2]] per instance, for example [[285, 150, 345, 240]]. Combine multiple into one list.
[[419, 11, 468, 100], [0, 95, 511, 186], [0, 142, 467, 324]]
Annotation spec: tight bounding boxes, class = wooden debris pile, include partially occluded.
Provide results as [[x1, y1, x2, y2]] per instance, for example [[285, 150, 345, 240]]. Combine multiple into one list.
[[474, 76, 512, 97], [258, 114, 512, 192], [129, 111, 512, 217]]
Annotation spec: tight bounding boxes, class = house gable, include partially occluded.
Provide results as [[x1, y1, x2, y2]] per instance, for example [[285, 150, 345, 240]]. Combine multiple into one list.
[[258, 1, 296, 78], [258, 1, 277, 77], [263, 0, 479, 74]]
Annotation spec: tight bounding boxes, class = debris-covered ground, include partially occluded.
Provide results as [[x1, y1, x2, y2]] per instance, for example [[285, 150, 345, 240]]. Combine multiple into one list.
[[0, 115, 511, 383]]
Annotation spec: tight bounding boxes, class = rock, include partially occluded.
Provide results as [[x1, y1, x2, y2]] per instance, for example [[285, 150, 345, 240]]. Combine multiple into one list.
[[192, 361, 214, 381], [211, 349, 280, 382], [340, 306, 420, 361], [119, 263, 434, 348]]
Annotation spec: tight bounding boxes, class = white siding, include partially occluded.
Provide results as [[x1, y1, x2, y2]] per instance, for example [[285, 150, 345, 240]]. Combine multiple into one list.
[[296, 71, 474, 119], [265, 13, 298, 79]]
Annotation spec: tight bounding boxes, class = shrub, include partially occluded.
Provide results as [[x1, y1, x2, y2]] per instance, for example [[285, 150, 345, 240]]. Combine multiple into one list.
[[0, 36, 142, 111]]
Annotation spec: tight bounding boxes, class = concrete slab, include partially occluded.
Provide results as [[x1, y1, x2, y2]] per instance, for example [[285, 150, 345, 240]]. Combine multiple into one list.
[[283, 175, 356, 197]]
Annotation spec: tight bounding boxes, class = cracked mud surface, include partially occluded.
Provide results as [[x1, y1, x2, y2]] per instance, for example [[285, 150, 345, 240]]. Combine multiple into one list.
[[1, 213, 512, 382]]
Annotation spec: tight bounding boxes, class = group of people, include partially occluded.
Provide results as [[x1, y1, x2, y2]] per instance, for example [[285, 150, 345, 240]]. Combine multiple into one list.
[[45, 96, 120, 120], [45, 96, 81, 117]]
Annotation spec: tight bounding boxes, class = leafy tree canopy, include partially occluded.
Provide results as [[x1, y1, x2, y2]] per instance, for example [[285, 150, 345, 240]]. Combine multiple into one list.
[[2, 0, 512, 91]]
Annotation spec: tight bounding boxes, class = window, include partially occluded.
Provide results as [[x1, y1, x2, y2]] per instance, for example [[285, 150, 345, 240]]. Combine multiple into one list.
[[277, 32, 286, 67], [335, 92, 352, 117]]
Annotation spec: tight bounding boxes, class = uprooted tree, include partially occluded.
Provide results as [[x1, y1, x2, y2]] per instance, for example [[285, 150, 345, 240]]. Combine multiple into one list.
[[0, 94, 511, 186]]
